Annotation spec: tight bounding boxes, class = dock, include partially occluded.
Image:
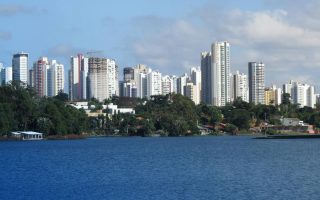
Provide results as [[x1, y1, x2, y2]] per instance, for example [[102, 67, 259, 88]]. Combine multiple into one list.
[[254, 134, 320, 139]]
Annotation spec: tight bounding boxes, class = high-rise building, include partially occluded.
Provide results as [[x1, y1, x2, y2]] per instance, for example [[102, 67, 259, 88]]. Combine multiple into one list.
[[12, 52, 28, 85], [88, 57, 118, 101], [190, 67, 201, 87], [190, 67, 201, 103], [88, 57, 108, 101], [33, 57, 49, 97], [133, 64, 150, 98], [282, 80, 294, 103], [185, 81, 200, 105], [233, 71, 249, 102], [201, 51, 212, 104], [106, 59, 119, 97], [161, 75, 174, 95], [147, 71, 162, 97], [307, 86, 316, 108], [171, 75, 178, 94], [48, 60, 64, 97], [3, 67, 12, 85], [264, 88, 275, 105], [124, 67, 134, 82], [121, 81, 137, 98], [177, 73, 188, 95], [211, 41, 231, 106], [248, 62, 265, 104], [28, 69, 34, 87], [275, 87, 282, 105], [69, 54, 89, 101], [0, 64, 12, 85], [287, 81, 316, 108]]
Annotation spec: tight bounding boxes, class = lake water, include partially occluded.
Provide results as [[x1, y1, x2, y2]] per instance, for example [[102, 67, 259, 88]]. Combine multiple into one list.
[[1, 136, 320, 200]]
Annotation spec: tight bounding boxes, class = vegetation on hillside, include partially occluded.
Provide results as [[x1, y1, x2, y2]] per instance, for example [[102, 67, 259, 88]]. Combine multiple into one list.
[[0, 81, 88, 136], [1, 81, 320, 137]]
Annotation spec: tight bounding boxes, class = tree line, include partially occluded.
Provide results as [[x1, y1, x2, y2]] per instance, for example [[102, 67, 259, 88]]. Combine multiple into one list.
[[0, 81, 88, 136], [1, 81, 320, 137]]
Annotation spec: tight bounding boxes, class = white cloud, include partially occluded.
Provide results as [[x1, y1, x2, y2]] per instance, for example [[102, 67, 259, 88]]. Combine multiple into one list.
[[129, 4, 320, 87]]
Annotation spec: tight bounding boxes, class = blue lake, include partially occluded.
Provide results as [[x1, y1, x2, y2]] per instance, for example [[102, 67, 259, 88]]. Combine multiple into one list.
[[1, 136, 320, 200]]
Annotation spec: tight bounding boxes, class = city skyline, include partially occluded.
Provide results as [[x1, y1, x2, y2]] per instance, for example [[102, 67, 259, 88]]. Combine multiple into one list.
[[1, 1, 320, 89]]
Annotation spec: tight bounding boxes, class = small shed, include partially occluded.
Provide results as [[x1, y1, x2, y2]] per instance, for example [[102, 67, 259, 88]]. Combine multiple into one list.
[[11, 131, 43, 140]]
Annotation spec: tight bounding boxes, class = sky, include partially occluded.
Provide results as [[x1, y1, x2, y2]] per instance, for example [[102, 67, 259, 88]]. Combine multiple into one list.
[[1, 0, 320, 90]]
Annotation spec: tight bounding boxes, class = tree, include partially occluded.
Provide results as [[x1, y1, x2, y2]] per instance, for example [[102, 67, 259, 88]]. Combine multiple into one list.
[[54, 91, 69, 102], [197, 103, 223, 125], [224, 109, 251, 130], [282, 93, 291, 105]]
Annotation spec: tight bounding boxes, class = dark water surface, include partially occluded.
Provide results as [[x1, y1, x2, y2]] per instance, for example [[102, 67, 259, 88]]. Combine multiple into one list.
[[1, 136, 320, 200]]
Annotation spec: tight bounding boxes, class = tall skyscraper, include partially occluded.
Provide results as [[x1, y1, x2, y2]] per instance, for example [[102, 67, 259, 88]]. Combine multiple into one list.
[[201, 51, 212, 104], [0, 64, 12, 85], [286, 81, 316, 108], [185, 81, 201, 105], [4, 67, 13, 85], [12, 52, 28, 85], [233, 71, 249, 102], [88, 57, 108, 101], [88, 57, 118, 101], [133, 64, 150, 98], [33, 57, 49, 97], [48, 60, 64, 97], [161, 75, 174, 95], [124, 67, 134, 82], [147, 71, 162, 97], [190, 67, 201, 86], [69, 54, 89, 101], [211, 41, 231, 106], [106, 59, 119, 97], [177, 73, 188, 95], [121, 81, 137, 98], [28, 69, 34, 87], [248, 62, 265, 104], [171, 75, 178, 94], [190, 67, 201, 104]]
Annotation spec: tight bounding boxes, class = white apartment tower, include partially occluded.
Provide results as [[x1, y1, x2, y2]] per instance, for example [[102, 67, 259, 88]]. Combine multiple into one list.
[[162, 75, 174, 95], [289, 81, 316, 108], [147, 71, 162, 97], [248, 62, 265, 104], [211, 41, 231, 106], [106, 59, 119, 97], [171, 75, 178, 94], [69, 54, 89, 101], [48, 60, 64, 96], [133, 64, 150, 98], [233, 71, 249, 102], [12, 52, 28, 85]]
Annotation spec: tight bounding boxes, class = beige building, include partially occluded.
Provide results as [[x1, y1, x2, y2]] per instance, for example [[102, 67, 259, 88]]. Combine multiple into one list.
[[185, 81, 200, 105], [265, 88, 276, 105]]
